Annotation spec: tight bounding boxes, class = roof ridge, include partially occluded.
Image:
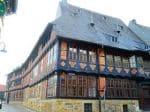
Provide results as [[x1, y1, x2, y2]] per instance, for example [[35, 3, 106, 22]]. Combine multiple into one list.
[[60, 1, 124, 24]]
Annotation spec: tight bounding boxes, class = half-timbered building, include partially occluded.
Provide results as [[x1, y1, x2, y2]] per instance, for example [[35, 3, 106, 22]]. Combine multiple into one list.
[[6, 2, 150, 112]]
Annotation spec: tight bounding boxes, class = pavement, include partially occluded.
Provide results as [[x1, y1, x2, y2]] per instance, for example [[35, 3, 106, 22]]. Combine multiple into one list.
[[0, 103, 35, 112]]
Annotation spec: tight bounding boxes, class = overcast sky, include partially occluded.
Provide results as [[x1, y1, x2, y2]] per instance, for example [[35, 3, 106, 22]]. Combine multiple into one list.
[[0, 0, 150, 85]]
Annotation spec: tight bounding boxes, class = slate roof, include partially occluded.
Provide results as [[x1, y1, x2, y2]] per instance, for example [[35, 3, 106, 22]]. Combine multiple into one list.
[[129, 20, 150, 46], [52, 2, 146, 51]]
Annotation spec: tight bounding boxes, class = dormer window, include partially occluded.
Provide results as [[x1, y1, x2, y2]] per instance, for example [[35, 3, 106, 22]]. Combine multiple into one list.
[[111, 36, 118, 43], [145, 44, 149, 49]]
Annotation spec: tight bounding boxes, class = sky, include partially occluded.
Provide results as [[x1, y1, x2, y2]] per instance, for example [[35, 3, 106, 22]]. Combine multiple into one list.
[[0, 0, 150, 85]]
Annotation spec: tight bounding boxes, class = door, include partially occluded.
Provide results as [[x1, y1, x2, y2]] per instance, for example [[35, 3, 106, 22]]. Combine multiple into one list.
[[123, 105, 128, 112], [84, 103, 92, 112]]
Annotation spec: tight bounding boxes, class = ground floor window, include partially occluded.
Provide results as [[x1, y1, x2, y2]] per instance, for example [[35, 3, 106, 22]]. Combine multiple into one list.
[[106, 78, 137, 98], [47, 74, 57, 97], [84, 103, 92, 112], [60, 72, 97, 98]]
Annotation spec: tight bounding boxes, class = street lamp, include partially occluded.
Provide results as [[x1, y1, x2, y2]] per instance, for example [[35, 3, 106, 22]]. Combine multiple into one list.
[[0, 41, 6, 53]]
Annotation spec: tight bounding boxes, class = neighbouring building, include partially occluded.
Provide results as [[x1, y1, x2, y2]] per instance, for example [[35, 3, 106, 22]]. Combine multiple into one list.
[[0, 84, 6, 100], [128, 20, 150, 111], [6, 2, 150, 112]]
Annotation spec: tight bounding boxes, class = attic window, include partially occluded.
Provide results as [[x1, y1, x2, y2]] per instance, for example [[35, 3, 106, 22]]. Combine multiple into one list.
[[145, 45, 149, 49], [111, 36, 118, 43]]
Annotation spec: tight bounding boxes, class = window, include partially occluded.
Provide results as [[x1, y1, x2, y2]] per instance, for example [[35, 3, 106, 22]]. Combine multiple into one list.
[[84, 103, 92, 112], [60, 73, 96, 98], [53, 43, 58, 62], [15, 71, 21, 76], [89, 51, 96, 63], [130, 56, 136, 68], [79, 49, 87, 62], [78, 76, 88, 97], [61, 41, 67, 60], [32, 64, 38, 78], [114, 56, 122, 67], [69, 47, 77, 61], [137, 57, 144, 68], [48, 43, 58, 66], [48, 48, 52, 65], [88, 76, 96, 97], [67, 74, 77, 96], [145, 45, 149, 49], [40, 58, 43, 72], [112, 36, 118, 43], [123, 105, 128, 112], [106, 55, 114, 66], [106, 78, 137, 98], [122, 57, 130, 68], [144, 60, 150, 70], [47, 75, 57, 97], [60, 73, 66, 96], [14, 79, 21, 86]]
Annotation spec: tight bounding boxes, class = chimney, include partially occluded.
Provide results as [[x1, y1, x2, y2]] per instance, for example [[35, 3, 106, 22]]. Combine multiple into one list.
[[132, 19, 136, 24]]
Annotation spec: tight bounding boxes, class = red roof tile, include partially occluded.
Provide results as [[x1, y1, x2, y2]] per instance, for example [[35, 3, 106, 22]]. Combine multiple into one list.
[[0, 84, 6, 92]]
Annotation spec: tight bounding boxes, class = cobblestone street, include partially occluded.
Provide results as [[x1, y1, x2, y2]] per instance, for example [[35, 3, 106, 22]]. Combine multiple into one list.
[[0, 103, 34, 112]]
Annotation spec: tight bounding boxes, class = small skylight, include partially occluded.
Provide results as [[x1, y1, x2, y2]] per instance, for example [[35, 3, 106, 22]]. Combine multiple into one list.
[[90, 22, 95, 27], [71, 9, 81, 16]]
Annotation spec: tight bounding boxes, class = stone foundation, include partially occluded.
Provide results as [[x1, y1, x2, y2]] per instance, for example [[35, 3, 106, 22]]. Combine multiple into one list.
[[22, 98, 99, 112], [101, 100, 139, 112], [10, 98, 140, 112]]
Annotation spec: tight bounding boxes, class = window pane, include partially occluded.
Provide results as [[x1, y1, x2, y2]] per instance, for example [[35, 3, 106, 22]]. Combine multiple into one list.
[[53, 43, 58, 62], [88, 76, 96, 97], [47, 75, 57, 97], [79, 49, 87, 62], [114, 56, 122, 67], [137, 57, 143, 68], [60, 73, 97, 98], [89, 51, 96, 63], [106, 78, 137, 98], [130, 56, 136, 68], [122, 57, 130, 68], [106, 55, 114, 66], [69, 47, 77, 61], [32, 64, 38, 78]]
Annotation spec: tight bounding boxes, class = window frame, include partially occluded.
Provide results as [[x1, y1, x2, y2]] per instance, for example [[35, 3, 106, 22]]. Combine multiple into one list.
[[47, 75, 57, 97], [89, 50, 96, 64], [106, 54, 114, 67], [69, 46, 77, 61], [79, 49, 87, 62]]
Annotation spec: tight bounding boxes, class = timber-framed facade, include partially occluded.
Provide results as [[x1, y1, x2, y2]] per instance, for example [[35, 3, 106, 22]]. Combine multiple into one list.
[[6, 2, 150, 112]]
